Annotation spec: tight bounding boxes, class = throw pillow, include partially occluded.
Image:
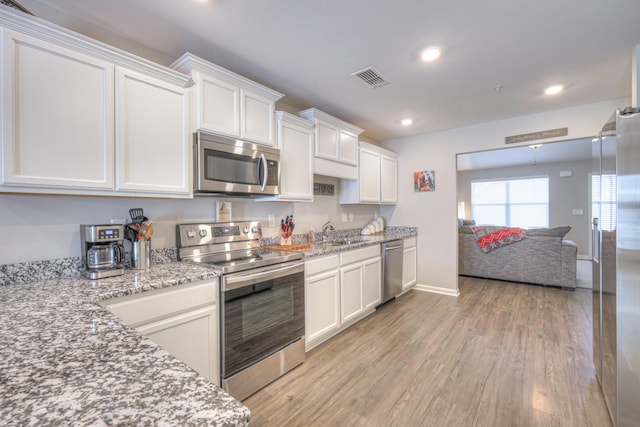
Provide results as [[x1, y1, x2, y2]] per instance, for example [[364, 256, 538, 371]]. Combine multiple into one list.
[[524, 226, 571, 238]]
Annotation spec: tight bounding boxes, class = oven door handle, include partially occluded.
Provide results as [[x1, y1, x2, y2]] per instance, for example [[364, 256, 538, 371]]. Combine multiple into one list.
[[223, 261, 304, 291]]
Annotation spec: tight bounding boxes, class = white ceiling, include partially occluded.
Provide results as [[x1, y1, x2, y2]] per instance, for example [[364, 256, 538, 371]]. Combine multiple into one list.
[[15, 0, 640, 142], [456, 137, 593, 171]]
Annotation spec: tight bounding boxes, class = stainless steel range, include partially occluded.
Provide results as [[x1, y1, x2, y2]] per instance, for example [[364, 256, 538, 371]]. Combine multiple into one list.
[[176, 221, 305, 401]]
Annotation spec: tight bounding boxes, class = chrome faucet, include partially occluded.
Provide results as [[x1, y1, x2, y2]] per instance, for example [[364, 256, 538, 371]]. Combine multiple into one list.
[[321, 221, 335, 243]]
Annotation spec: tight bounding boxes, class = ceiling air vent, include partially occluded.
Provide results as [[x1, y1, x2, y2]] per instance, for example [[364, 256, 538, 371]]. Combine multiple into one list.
[[351, 67, 389, 89]]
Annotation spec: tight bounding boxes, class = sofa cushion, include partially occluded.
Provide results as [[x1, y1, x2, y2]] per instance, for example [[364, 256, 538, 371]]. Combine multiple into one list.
[[470, 226, 527, 253], [525, 226, 571, 238]]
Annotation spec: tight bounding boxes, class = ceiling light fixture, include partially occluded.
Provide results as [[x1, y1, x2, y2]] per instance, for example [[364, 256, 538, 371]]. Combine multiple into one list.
[[421, 47, 441, 62], [401, 118, 413, 126], [529, 144, 543, 149], [545, 84, 563, 95]]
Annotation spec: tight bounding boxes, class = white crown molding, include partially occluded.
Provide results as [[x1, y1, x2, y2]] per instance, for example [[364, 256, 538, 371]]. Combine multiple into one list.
[[171, 52, 284, 101], [0, 6, 191, 87], [298, 108, 364, 135], [276, 111, 314, 128]]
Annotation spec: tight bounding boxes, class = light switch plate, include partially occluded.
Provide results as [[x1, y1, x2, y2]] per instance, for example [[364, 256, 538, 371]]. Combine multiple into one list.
[[341, 212, 348, 222], [572, 209, 583, 215]]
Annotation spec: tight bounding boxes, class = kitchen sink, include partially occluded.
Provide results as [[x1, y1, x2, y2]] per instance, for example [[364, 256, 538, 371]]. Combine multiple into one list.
[[325, 238, 364, 246]]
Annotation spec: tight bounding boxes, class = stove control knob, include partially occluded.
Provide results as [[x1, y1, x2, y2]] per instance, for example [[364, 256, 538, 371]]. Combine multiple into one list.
[[199, 229, 208, 238], [243, 226, 249, 234], [186, 229, 196, 239]]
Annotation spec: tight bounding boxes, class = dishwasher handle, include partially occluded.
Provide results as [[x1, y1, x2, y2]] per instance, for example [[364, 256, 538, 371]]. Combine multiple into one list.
[[383, 239, 405, 251]]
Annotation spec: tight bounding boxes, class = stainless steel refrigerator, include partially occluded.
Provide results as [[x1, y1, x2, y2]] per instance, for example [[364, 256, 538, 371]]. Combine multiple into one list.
[[592, 107, 640, 426]]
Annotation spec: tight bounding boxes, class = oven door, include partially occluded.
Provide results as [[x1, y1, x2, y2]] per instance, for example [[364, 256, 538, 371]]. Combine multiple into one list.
[[221, 260, 304, 379], [195, 132, 280, 195]]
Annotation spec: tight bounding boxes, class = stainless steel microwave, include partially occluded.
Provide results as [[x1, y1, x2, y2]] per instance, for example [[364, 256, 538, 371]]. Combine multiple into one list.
[[194, 131, 280, 196]]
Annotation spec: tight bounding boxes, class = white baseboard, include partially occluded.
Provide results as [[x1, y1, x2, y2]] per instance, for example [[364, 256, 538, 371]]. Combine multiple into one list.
[[413, 283, 460, 297]]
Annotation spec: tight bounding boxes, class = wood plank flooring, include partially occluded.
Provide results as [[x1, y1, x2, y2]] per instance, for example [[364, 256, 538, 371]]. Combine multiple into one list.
[[244, 277, 612, 427]]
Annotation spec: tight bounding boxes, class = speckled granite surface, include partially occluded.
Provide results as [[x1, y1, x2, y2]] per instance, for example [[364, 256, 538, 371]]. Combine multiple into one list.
[[295, 227, 417, 259], [0, 262, 250, 426], [0, 229, 417, 425]]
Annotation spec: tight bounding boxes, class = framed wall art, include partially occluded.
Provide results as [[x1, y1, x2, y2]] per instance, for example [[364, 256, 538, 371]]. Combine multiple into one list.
[[414, 170, 435, 192]]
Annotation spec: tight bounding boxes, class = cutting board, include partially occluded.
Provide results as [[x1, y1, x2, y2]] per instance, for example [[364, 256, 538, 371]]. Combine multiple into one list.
[[263, 244, 311, 251]]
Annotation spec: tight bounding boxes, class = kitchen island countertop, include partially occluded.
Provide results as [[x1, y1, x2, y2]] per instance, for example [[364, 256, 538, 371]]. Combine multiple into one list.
[[0, 262, 250, 426]]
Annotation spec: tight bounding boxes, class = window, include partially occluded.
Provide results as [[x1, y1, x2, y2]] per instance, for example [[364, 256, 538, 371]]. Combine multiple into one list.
[[471, 177, 549, 228], [592, 174, 616, 231]]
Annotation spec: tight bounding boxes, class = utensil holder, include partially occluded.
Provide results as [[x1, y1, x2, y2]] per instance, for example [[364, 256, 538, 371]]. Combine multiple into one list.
[[131, 239, 151, 269]]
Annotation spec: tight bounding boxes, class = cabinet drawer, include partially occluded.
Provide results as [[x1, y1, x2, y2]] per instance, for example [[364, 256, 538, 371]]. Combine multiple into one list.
[[340, 245, 380, 265], [404, 237, 416, 248], [305, 254, 339, 276], [102, 279, 217, 326]]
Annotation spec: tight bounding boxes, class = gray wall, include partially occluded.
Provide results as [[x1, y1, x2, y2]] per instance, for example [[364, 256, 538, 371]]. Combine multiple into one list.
[[0, 174, 379, 264], [457, 159, 592, 257]]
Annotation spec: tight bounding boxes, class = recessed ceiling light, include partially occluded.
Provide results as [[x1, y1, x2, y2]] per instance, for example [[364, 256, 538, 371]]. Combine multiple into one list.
[[545, 84, 563, 95], [421, 47, 441, 62], [401, 118, 413, 126]]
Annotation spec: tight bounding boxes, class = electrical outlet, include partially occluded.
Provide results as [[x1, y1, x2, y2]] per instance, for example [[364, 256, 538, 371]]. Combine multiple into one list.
[[572, 209, 584, 215], [349, 213, 354, 222], [341, 212, 348, 222], [268, 214, 276, 227], [110, 218, 126, 224]]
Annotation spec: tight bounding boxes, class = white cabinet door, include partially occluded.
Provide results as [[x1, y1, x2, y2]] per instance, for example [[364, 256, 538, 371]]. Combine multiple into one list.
[[315, 120, 339, 161], [402, 239, 417, 291], [102, 279, 219, 385], [241, 89, 275, 146], [1, 29, 114, 189], [305, 268, 340, 349], [137, 306, 218, 385], [340, 263, 364, 325], [339, 130, 358, 166], [358, 147, 381, 202], [272, 112, 314, 201], [199, 73, 240, 137], [381, 154, 398, 204], [115, 68, 190, 196], [363, 257, 382, 311], [340, 143, 398, 205]]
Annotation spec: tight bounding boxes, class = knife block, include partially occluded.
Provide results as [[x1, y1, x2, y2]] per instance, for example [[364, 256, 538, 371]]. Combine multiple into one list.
[[280, 236, 292, 246]]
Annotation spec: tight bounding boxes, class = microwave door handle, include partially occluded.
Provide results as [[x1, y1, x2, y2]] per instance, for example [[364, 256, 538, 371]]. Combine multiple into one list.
[[258, 153, 268, 192]]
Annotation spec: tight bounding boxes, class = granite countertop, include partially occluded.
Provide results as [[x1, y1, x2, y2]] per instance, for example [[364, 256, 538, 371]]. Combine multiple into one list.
[[0, 228, 416, 425], [0, 262, 250, 426], [296, 229, 417, 258]]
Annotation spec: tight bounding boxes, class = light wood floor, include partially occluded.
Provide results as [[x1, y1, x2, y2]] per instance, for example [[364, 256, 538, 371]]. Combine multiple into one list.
[[244, 277, 612, 427]]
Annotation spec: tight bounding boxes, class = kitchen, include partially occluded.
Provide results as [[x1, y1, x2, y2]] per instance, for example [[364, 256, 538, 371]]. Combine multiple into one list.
[[1, 0, 640, 426]]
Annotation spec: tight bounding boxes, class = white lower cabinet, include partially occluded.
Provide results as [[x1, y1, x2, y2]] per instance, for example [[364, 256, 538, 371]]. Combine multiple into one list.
[[402, 237, 417, 291], [305, 245, 381, 351], [304, 255, 340, 351], [101, 279, 219, 385]]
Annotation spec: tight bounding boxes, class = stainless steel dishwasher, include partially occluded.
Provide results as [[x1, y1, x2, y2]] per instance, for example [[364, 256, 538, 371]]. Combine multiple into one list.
[[381, 239, 404, 304]]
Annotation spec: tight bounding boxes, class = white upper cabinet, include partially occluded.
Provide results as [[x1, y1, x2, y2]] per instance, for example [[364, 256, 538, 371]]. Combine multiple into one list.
[[380, 153, 398, 203], [115, 68, 190, 195], [340, 142, 398, 204], [1, 29, 115, 190], [258, 112, 314, 202], [0, 9, 192, 197], [298, 108, 363, 179], [171, 53, 284, 147]]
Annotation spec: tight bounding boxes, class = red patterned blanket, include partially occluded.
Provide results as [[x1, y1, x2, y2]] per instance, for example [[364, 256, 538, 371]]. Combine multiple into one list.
[[469, 226, 527, 253]]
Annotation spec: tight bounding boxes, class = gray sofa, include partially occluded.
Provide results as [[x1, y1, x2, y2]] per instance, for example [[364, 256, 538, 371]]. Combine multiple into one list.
[[458, 226, 577, 289]]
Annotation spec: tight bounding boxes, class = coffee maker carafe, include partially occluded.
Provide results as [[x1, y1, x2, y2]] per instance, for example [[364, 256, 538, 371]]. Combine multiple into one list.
[[80, 224, 126, 279]]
